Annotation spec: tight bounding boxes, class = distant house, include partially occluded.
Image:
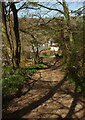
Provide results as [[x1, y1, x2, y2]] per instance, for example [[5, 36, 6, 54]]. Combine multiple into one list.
[[48, 40, 59, 52], [29, 39, 59, 52], [50, 46, 59, 51]]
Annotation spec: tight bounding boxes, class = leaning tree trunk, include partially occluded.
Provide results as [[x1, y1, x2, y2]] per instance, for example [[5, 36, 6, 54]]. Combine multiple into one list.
[[63, 0, 73, 43], [62, 1, 74, 65], [10, 3, 21, 68]]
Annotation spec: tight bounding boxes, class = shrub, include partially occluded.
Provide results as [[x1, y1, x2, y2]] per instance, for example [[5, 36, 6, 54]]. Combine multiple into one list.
[[2, 66, 29, 101]]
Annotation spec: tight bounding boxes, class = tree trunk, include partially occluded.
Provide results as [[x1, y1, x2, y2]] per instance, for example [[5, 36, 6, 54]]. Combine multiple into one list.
[[10, 3, 21, 68], [63, 1, 73, 43], [32, 45, 39, 65], [62, 1, 74, 65], [2, 3, 12, 50], [36, 45, 39, 64], [9, 15, 15, 69], [82, 15, 85, 73]]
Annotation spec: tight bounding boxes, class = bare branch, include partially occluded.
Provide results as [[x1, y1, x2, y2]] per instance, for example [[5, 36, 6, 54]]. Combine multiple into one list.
[[37, 3, 64, 15], [17, 2, 27, 11], [17, 2, 41, 12], [56, 0, 63, 6]]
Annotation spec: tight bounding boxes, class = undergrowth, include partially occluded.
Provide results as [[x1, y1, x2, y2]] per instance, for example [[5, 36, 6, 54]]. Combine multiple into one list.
[[2, 63, 44, 105]]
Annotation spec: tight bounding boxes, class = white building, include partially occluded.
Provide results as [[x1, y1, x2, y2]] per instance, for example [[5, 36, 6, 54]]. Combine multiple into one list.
[[50, 46, 59, 51], [29, 39, 59, 52]]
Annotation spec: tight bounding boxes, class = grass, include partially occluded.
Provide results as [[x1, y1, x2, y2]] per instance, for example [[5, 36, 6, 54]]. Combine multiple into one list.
[[27, 64, 44, 76], [42, 54, 55, 58]]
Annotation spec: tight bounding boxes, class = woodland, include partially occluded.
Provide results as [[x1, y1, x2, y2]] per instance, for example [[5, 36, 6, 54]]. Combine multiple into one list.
[[2, 1, 85, 120]]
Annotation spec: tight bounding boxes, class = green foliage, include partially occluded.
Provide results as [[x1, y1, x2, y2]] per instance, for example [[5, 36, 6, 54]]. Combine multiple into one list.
[[24, 64, 44, 76], [68, 74, 85, 97], [61, 17, 85, 97], [42, 54, 55, 58], [2, 66, 29, 100], [60, 64, 67, 72], [65, 40, 85, 96], [29, 64, 44, 69], [28, 69, 37, 76]]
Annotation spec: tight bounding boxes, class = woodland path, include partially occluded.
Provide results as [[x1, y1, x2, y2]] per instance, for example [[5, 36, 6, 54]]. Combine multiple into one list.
[[5, 57, 85, 120]]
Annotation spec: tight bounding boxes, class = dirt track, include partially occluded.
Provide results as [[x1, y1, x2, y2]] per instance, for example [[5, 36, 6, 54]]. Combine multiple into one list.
[[4, 57, 85, 120]]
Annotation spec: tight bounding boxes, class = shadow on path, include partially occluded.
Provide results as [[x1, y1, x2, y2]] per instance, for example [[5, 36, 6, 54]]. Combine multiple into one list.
[[3, 57, 85, 120], [4, 74, 68, 119]]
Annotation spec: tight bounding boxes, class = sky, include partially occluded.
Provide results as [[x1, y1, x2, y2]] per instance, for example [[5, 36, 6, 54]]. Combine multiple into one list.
[[39, 0, 84, 1], [17, 2, 83, 18]]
